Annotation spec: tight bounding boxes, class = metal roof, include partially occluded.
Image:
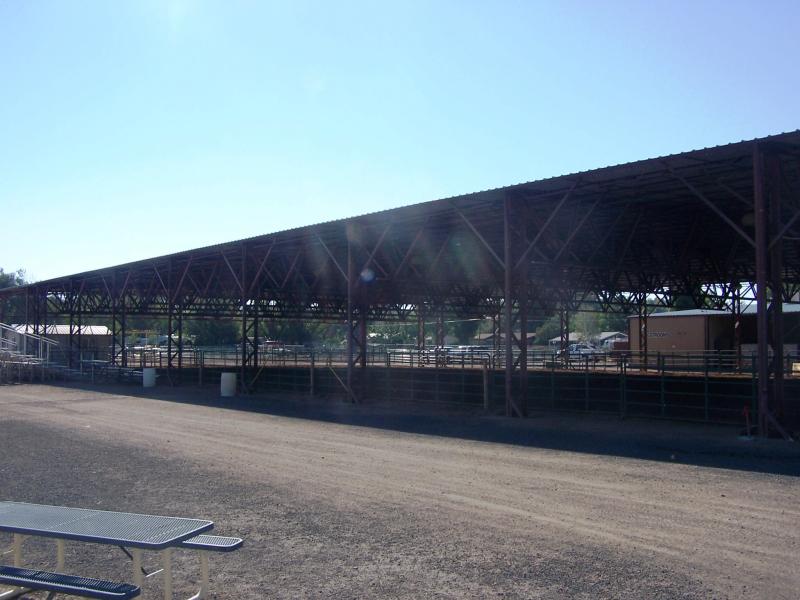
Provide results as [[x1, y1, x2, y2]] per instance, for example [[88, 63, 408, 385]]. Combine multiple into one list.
[[2, 130, 799, 321], [597, 331, 628, 339], [639, 305, 800, 318]]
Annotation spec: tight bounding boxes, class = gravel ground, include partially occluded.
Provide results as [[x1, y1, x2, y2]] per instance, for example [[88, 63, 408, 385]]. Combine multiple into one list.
[[0, 382, 798, 599]]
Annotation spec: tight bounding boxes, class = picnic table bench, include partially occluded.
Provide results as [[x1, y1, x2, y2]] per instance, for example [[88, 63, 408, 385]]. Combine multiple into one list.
[[0, 565, 139, 599], [0, 502, 242, 599]]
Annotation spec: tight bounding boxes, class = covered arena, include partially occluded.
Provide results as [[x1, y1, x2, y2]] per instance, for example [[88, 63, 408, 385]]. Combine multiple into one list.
[[1, 131, 800, 435]]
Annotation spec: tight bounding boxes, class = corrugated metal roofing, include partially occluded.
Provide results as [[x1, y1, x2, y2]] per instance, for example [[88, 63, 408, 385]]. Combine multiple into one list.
[[597, 331, 627, 340], [4, 129, 800, 291], [645, 309, 729, 318]]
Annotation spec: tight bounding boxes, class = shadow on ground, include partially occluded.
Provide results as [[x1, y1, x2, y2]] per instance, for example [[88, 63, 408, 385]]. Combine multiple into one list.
[[32, 380, 800, 477]]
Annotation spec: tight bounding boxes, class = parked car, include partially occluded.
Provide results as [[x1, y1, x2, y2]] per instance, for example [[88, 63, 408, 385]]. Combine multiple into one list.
[[557, 343, 602, 358], [448, 345, 492, 364]]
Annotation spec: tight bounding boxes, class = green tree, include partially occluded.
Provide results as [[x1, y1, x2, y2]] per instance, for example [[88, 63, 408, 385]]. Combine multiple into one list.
[[368, 322, 416, 345], [448, 319, 481, 344], [185, 319, 239, 346], [572, 310, 601, 340], [0, 268, 27, 323], [597, 311, 630, 333], [534, 314, 562, 345], [0, 269, 25, 288]]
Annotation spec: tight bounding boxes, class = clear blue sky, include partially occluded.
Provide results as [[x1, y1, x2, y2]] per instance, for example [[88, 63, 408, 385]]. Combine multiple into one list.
[[1, 0, 798, 282]]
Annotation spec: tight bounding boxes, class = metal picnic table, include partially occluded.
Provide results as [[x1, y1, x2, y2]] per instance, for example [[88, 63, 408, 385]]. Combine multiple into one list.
[[0, 501, 213, 599]]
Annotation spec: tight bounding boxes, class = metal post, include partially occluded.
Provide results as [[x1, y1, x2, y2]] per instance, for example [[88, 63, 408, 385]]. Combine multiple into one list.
[[767, 154, 784, 420], [162, 547, 173, 600], [23, 289, 30, 355], [436, 308, 445, 367], [584, 365, 589, 411], [30, 288, 40, 359], [310, 351, 315, 396], [659, 353, 665, 416], [68, 287, 75, 369], [732, 284, 742, 370], [559, 304, 571, 367], [68, 288, 83, 371], [483, 361, 489, 411], [346, 234, 355, 401], [167, 304, 174, 385], [56, 539, 65, 571], [111, 275, 119, 366], [199, 551, 210, 599], [76, 293, 83, 370], [753, 144, 770, 435], [12, 534, 23, 567], [242, 246, 247, 378], [638, 297, 648, 371], [416, 307, 426, 364], [253, 316, 259, 369], [177, 306, 183, 374], [704, 353, 709, 421], [518, 290, 528, 417], [120, 304, 127, 367], [491, 314, 498, 354], [241, 313, 248, 391], [359, 313, 368, 369], [503, 197, 514, 416], [39, 290, 47, 362], [131, 549, 143, 588]]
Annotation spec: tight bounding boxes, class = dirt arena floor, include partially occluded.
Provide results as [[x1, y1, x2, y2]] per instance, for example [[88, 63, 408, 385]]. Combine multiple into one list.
[[0, 383, 798, 599]]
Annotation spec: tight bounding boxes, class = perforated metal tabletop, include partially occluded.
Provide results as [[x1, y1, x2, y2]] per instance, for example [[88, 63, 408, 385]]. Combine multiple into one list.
[[0, 501, 213, 549]]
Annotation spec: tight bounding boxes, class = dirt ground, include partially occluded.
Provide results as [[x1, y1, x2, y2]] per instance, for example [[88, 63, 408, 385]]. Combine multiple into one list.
[[0, 383, 798, 599]]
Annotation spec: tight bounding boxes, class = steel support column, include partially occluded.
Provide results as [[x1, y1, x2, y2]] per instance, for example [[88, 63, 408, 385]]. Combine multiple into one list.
[[754, 145, 770, 435], [242, 313, 259, 367], [346, 236, 355, 399], [416, 307, 426, 363], [753, 145, 789, 437], [345, 232, 367, 402], [491, 314, 499, 354], [39, 289, 47, 361], [166, 304, 182, 383], [638, 297, 648, 371], [732, 284, 742, 370], [111, 276, 127, 367], [240, 246, 259, 392], [30, 288, 42, 359], [68, 284, 82, 369], [358, 313, 368, 369], [517, 283, 528, 417], [504, 199, 514, 416], [767, 154, 784, 421], [503, 197, 524, 417], [559, 307, 570, 366], [435, 308, 445, 367]]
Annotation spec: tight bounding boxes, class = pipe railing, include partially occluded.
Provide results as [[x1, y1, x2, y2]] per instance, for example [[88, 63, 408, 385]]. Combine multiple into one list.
[[0, 322, 59, 364], [114, 345, 798, 378]]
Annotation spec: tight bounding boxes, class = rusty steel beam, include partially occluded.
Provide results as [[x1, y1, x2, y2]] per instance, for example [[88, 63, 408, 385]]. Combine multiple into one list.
[[513, 182, 578, 271], [452, 205, 505, 269], [503, 197, 523, 418], [753, 145, 770, 436], [767, 154, 785, 423], [668, 164, 756, 249]]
